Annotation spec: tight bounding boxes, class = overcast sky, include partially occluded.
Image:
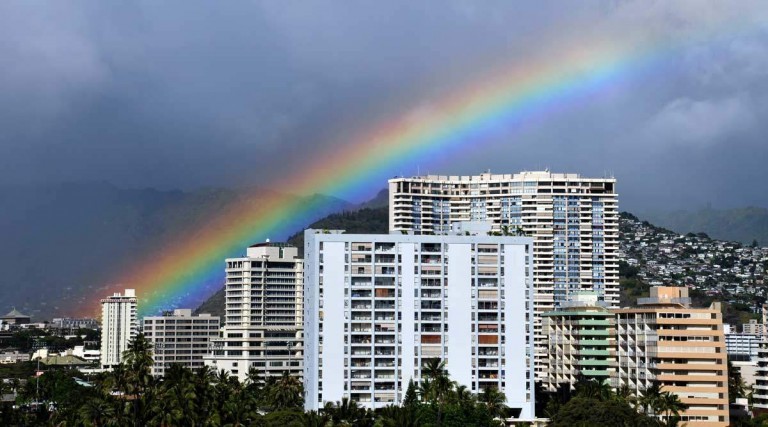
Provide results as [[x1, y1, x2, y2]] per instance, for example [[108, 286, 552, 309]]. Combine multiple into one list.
[[1, 1, 767, 211]]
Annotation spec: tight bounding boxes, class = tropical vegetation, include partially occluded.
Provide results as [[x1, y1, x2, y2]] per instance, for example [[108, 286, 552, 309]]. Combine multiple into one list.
[[1, 336, 513, 426], [539, 377, 689, 427]]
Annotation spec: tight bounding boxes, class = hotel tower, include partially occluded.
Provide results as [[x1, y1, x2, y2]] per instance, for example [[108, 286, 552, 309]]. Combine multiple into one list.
[[388, 170, 619, 378]]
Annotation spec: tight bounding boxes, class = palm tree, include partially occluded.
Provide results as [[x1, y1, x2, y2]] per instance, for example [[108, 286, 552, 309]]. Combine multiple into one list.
[[122, 334, 154, 376], [422, 358, 452, 403], [379, 404, 421, 427], [221, 388, 258, 427], [155, 364, 197, 426], [452, 384, 474, 408], [191, 365, 217, 422], [614, 384, 637, 410], [269, 372, 303, 410], [78, 395, 115, 427], [245, 366, 264, 395], [639, 382, 663, 416], [658, 391, 688, 427], [729, 360, 747, 402], [305, 409, 332, 427], [108, 363, 130, 395], [327, 396, 366, 425], [574, 378, 613, 401], [421, 358, 453, 425], [479, 386, 507, 420]]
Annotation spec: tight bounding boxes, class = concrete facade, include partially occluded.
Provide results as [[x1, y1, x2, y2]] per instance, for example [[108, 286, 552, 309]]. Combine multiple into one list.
[[388, 171, 618, 379], [615, 287, 729, 427], [543, 292, 615, 391], [144, 309, 220, 377], [100, 289, 138, 369], [204, 243, 303, 382], [303, 230, 535, 420]]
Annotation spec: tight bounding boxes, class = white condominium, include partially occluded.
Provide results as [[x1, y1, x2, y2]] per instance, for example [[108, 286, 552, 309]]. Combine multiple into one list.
[[389, 171, 619, 377], [100, 289, 138, 369], [303, 229, 535, 420], [143, 309, 220, 377], [205, 242, 303, 382]]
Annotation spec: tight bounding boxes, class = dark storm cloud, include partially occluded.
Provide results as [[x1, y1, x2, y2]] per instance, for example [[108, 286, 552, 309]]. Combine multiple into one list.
[[0, 1, 767, 210]]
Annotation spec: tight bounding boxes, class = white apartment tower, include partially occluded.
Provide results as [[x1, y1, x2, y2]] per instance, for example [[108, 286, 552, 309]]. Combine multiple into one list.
[[144, 309, 220, 377], [303, 230, 535, 420], [205, 243, 303, 382], [389, 171, 618, 378], [100, 289, 138, 369]]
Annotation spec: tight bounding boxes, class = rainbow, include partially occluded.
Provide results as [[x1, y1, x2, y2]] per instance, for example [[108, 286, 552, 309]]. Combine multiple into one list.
[[93, 23, 746, 316]]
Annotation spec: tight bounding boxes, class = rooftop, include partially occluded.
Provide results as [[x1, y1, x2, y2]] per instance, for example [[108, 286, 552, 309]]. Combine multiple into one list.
[[1, 308, 30, 319]]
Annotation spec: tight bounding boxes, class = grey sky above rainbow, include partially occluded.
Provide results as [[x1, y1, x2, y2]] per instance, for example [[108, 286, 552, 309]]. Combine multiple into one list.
[[1, 0, 767, 215]]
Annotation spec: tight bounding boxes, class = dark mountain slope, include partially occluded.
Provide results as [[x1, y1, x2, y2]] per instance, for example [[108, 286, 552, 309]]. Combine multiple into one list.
[[0, 182, 350, 318], [640, 207, 768, 246]]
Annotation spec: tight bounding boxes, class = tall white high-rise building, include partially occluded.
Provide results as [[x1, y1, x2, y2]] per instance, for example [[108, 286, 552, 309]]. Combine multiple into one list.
[[303, 229, 535, 420], [205, 243, 303, 382], [389, 171, 618, 379], [144, 309, 220, 377], [100, 289, 138, 369]]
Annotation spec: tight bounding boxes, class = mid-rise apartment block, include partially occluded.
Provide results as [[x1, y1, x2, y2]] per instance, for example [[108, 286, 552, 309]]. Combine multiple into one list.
[[100, 289, 138, 369], [144, 309, 220, 377], [303, 230, 535, 419], [615, 287, 728, 427], [50, 317, 99, 331], [389, 171, 618, 379], [204, 243, 303, 382], [542, 292, 615, 391], [724, 325, 760, 361], [742, 318, 765, 336]]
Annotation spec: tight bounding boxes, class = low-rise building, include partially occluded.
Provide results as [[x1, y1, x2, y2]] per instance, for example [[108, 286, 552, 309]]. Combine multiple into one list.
[[725, 328, 760, 361], [1, 308, 31, 326], [0, 351, 30, 364], [144, 309, 220, 377], [50, 318, 99, 331]]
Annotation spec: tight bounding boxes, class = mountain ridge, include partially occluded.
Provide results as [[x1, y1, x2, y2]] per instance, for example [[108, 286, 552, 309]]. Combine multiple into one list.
[[639, 206, 768, 246], [0, 182, 352, 318], [196, 202, 768, 319]]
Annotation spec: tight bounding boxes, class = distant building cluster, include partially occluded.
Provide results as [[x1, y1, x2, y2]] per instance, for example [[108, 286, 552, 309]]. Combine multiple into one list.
[[620, 214, 768, 309]]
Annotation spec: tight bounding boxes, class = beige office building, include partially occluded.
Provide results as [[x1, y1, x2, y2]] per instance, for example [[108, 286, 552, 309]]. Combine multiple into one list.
[[615, 287, 729, 427], [389, 171, 618, 378], [204, 243, 303, 382]]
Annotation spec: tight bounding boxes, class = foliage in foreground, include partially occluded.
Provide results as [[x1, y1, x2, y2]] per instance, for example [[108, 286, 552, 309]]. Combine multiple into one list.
[[539, 377, 689, 427], [1, 338, 510, 426]]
